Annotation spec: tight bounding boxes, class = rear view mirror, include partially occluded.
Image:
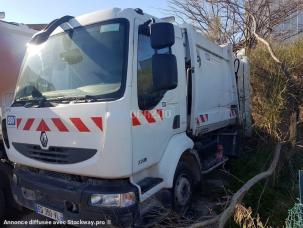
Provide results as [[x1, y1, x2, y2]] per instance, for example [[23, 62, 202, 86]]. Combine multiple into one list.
[[151, 22, 175, 49], [152, 54, 177, 91], [150, 22, 177, 92]]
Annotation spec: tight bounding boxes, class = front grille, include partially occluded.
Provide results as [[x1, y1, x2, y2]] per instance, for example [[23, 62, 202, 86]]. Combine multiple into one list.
[[19, 165, 89, 183], [13, 143, 97, 164], [39, 169, 85, 182]]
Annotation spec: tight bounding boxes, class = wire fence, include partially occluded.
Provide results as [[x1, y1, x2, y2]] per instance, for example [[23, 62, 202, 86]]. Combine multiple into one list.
[[286, 203, 303, 228]]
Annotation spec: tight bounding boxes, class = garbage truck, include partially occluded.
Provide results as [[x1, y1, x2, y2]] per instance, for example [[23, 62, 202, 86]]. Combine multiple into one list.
[[3, 8, 251, 226], [0, 16, 36, 222]]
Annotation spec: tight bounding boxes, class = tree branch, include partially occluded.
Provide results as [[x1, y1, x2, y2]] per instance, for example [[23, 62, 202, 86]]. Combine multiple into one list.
[[249, 12, 281, 64]]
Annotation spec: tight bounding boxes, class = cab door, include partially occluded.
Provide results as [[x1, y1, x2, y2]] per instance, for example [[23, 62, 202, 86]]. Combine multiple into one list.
[[131, 19, 180, 174]]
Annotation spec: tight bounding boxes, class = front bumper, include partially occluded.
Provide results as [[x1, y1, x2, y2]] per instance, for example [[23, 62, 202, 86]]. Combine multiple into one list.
[[12, 167, 139, 227]]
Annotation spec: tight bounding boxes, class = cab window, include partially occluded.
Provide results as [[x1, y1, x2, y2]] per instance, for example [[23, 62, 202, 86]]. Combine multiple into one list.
[[137, 32, 168, 110]]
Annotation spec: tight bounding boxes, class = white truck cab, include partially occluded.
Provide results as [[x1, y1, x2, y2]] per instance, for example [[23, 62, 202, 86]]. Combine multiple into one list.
[[3, 8, 251, 226]]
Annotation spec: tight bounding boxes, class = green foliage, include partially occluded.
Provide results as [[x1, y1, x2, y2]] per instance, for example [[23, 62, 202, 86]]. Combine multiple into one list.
[[247, 39, 303, 143], [248, 43, 291, 140], [227, 39, 303, 227]]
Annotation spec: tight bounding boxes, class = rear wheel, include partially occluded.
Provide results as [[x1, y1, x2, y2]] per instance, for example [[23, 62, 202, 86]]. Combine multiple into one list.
[[172, 162, 194, 213]]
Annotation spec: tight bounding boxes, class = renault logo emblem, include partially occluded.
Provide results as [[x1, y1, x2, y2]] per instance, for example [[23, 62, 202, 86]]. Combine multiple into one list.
[[40, 132, 48, 148]]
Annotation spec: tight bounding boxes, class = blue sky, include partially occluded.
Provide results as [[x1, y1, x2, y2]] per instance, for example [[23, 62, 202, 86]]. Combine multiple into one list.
[[1, 0, 170, 24]]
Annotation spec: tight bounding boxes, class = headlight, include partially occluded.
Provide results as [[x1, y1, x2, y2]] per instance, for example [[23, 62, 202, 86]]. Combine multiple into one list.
[[90, 192, 136, 208]]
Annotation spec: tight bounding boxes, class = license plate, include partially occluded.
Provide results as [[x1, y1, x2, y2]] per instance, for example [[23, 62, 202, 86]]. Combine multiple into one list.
[[35, 204, 64, 221]]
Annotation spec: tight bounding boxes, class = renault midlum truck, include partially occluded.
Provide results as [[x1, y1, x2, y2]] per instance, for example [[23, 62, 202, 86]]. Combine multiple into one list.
[[2, 8, 251, 226]]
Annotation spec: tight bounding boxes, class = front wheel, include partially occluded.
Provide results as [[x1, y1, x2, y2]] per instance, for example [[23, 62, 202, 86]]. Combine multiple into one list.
[[172, 162, 194, 213]]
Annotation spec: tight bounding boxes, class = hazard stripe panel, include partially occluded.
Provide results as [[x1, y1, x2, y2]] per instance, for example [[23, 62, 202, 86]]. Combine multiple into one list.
[[16, 110, 166, 130], [36, 119, 50, 132], [16, 117, 103, 133], [52, 118, 69, 132], [70, 118, 90, 132], [91, 117, 103, 131], [16, 118, 22, 129], [132, 113, 141, 126], [23, 118, 35, 131], [131, 109, 164, 126], [142, 111, 156, 123], [197, 114, 209, 125]]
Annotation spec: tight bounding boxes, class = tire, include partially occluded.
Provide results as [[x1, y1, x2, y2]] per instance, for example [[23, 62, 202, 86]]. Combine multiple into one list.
[[172, 162, 194, 213], [0, 190, 5, 224]]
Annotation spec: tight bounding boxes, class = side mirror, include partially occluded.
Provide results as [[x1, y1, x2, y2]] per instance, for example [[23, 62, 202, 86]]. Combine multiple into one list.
[[151, 22, 175, 49], [152, 54, 177, 91], [150, 22, 177, 92]]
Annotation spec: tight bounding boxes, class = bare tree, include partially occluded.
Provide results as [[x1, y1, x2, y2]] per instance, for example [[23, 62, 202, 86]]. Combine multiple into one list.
[[168, 0, 303, 48], [168, 0, 246, 44]]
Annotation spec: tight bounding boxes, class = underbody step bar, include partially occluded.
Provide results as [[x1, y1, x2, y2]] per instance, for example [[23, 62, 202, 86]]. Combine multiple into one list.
[[201, 157, 229, 174]]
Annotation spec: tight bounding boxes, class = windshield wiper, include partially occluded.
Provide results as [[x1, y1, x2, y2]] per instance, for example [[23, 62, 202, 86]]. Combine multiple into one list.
[[12, 95, 107, 108], [13, 88, 50, 107], [52, 95, 111, 103], [13, 97, 54, 108], [13, 92, 58, 108], [68, 95, 100, 103]]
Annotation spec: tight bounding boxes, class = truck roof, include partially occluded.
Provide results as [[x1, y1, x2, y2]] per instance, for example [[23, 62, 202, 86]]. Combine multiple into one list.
[[50, 8, 157, 36], [76, 8, 157, 25]]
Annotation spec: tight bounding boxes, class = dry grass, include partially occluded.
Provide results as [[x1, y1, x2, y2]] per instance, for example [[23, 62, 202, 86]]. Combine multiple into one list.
[[234, 204, 269, 228], [249, 38, 303, 137]]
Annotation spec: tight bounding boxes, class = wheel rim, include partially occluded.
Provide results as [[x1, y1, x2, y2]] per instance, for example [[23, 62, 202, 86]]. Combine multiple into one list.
[[174, 175, 191, 206]]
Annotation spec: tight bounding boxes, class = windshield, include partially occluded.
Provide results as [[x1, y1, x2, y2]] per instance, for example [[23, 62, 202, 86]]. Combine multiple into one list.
[[15, 19, 129, 102]]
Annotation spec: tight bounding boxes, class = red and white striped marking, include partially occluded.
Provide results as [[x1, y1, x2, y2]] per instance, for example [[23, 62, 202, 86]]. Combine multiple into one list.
[[230, 109, 237, 118], [16, 117, 103, 133], [132, 109, 164, 126], [196, 114, 209, 125]]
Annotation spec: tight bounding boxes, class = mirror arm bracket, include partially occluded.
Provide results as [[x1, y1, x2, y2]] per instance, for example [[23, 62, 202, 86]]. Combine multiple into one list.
[[30, 15, 74, 45]]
